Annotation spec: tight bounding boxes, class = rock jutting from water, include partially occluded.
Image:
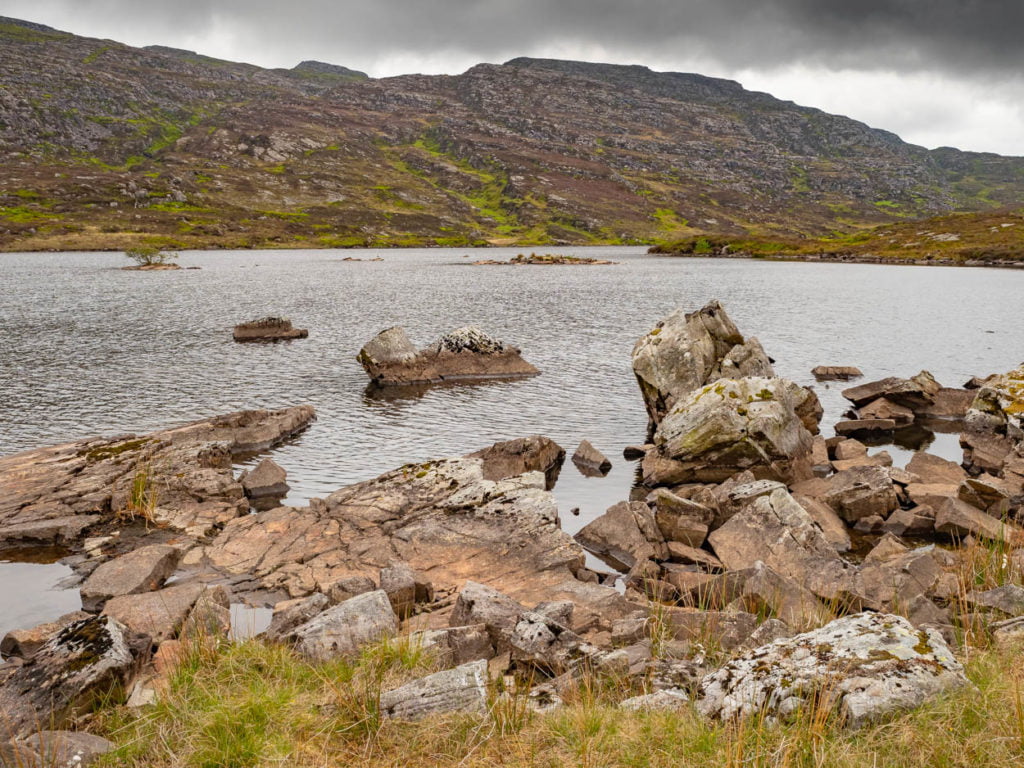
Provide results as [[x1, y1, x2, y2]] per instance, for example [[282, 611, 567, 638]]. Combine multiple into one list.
[[232, 316, 309, 342], [357, 325, 539, 386]]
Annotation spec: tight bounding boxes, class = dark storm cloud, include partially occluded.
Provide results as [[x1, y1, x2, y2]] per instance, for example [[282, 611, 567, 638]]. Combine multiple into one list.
[[4, 0, 1022, 77]]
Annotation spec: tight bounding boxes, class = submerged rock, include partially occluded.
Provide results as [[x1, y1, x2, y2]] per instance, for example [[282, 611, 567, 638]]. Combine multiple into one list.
[[632, 301, 774, 426], [571, 440, 612, 476], [811, 366, 862, 381], [357, 325, 538, 386], [232, 316, 308, 342], [697, 612, 967, 728]]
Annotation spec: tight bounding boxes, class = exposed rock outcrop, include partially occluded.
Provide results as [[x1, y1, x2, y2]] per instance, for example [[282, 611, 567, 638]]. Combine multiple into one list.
[[632, 301, 774, 426], [358, 326, 539, 386]]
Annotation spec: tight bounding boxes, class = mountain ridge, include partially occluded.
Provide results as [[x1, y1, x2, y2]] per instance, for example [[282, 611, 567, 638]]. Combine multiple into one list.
[[1, 16, 1022, 252]]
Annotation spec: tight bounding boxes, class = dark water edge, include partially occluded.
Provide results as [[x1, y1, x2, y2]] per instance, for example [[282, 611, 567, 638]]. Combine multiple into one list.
[[2, 245, 1023, 642]]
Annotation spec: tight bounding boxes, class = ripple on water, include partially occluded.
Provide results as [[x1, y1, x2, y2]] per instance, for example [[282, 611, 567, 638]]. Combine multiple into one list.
[[2, 248, 1022, 548]]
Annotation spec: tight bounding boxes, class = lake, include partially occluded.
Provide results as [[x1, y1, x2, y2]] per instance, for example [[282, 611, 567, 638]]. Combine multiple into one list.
[[2, 246, 1022, 646]]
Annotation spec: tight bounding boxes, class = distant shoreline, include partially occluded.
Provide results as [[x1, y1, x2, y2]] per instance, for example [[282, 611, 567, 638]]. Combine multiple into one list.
[[649, 249, 1024, 270]]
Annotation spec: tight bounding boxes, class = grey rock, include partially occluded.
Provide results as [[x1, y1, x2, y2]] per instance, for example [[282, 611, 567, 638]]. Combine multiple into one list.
[[965, 584, 1024, 616], [632, 301, 774, 426], [698, 613, 967, 728], [289, 590, 398, 660], [240, 458, 289, 500], [263, 593, 331, 641], [1, 611, 92, 661], [821, 465, 899, 522], [22, 730, 114, 767], [380, 659, 489, 720], [409, 625, 493, 667], [619, 688, 689, 711], [449, 582, 526, 647]]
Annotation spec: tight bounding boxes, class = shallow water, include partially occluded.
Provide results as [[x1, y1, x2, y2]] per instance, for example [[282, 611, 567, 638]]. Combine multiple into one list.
[[2, 247, 1023, 639]]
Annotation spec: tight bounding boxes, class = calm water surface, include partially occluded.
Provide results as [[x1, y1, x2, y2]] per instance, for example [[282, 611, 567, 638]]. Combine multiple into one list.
[[2, 247, 1023, 641]]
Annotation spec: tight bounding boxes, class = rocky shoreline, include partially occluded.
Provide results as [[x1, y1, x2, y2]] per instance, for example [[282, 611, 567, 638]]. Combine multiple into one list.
[[0, 300, 1022, 759], [651, 249, 1024, 269]]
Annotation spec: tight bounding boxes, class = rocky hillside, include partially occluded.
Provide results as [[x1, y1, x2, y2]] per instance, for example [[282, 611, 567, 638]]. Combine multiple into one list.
[[1, 16, 1023, 251]]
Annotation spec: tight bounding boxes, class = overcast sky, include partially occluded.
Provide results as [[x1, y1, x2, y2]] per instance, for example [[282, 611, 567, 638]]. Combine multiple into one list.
[[4, 0, 1022, 156]]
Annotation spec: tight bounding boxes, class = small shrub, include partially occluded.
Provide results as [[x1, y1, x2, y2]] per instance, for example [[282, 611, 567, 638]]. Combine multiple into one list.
[[124, 244, 177, 267]]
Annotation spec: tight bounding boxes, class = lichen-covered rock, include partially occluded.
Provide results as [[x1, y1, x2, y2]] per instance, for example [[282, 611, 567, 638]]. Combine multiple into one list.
[[0, 611, 92, 661], [697, 612, 967, 728], [645, 378, 816, 486], [357, 325, 538, 386], [0, 617, 134, 739], [287, 590, 398, 660], [380, 659, 489, 720], [965, 363, 1024, 436], [632, 301, 774, 426]]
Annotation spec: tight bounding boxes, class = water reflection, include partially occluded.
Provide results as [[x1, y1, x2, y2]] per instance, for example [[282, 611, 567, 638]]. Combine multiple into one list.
[[0, 550, 81, 657]]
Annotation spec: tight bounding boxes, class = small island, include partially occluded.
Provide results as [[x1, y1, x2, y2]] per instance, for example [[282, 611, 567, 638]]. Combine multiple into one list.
[[471, 252, 616, 266]]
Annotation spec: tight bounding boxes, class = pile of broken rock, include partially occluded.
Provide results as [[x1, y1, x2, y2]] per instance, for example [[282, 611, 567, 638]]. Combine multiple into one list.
[[0, 301, 1022, 758]]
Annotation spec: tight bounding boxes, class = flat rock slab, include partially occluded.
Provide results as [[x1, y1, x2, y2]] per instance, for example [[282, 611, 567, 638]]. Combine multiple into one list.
[[0, 617, 134, 740], [80, 544, 180, 611], [358, 326, 538, 386], [935, 497, 1021, 542], [834, 418, 896, 435], [698, 612, 967, 728], [232, 317, 308, 342], [102, 582, 213, 642], [812, 366, 862, 381], [380, 659, 489, 720]]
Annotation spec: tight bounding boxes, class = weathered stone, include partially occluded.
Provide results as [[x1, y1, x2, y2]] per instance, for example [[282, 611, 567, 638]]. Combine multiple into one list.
[[232, 316, 307, 342], [842, 376, 935, 410], [918, 388, 974, 421], [22, 730, 115, 767], [661, 609, 759, 650], [0, 617, 134, 739], [0, 611, 91, 661], [631, 301, 775, 426], [240, 458, 289, 500], [811, 366, 862, 381], [697, 613, 967, 728], [714, 479, 786, 527], [821, 465, 899, 522], [860, 398, 914, 425], [263, 593, 332, 642], [853, 546, 944, 611], [834, 418, 896, 436], [810, 436, 831, 477], [961, 431, 1015, 475], [325, 575, 376, 604], [449, 582, 527, 646], [652, 489, 711, 546], [882, 505, 936, 537], [79, 544, 180, 611], [965, 584, 1024, 616], [831, 451, 892, 473], [935, 497, 1021, 542], [905, 482, 960, 510], [646, 378, 815, 486], [410, 625, 493, 667], [288, 590, 398, 660], [963, 363, 1024, 436], [358, 326, 538, 386], [793, 494, 851, 553], [990, 616, 1024, 647], [664, 542, 723, 571], [380, 562, 420, 619], [182, 586, 232, 639], [702, 563, 830, 631], [571, 440, 612, 475], [575, 501, 667, 570], [907, 452, 966, 485], [833, 438, 868, 461], [102, 582, 212, 642], [461, 437, 565, 492], [380, 660, 488, 720], [620, 688, 689, 711], [742, 618, 793, 648], [708, 488, 853, 603]]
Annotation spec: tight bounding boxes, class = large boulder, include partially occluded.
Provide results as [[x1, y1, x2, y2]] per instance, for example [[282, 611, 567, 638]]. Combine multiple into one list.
[[697, 613, 967, 728], [964, 362, 1024, 436], [632, 301, 774, 426], [357, 326, 539, 386], [0, 617, 135, 739], [643, 377, 817, 486]]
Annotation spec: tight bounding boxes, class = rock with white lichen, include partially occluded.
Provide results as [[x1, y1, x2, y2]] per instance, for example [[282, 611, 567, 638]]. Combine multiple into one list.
[[697, 612, 968, 728], [357, 326, 539, 386]]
